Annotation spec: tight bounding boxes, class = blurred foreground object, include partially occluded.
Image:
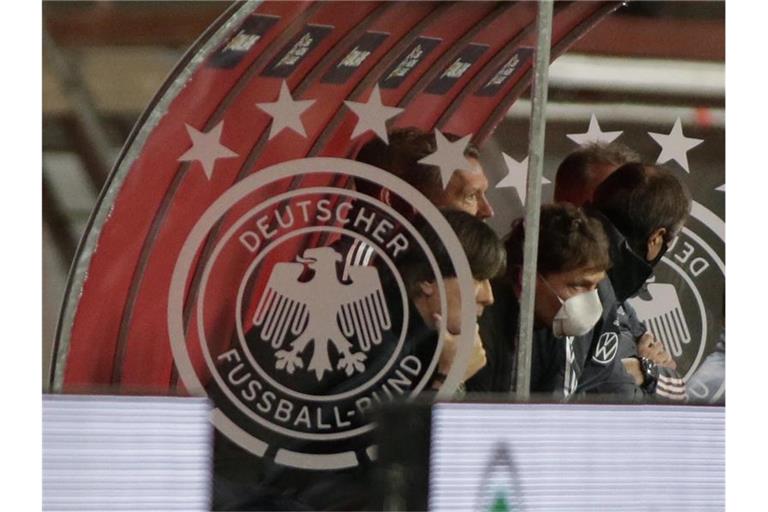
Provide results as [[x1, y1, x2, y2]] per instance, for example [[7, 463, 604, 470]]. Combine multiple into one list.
[[43, 395, 212, 511], [376, 401, 725, 511]]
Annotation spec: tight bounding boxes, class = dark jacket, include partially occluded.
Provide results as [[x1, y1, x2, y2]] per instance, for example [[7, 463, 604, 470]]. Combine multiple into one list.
[[575, 279, 641, 399], [591, 209, 688, 401], [465, 278, 636, 398], [213, 250, 437, 511]]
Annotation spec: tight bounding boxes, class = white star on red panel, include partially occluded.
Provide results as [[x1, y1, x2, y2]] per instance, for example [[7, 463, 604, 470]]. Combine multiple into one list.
[[418, 130, 474, 189], [177, 121, 238, 179], [256, 80, 315, 140], [345, 84, 403, 144]]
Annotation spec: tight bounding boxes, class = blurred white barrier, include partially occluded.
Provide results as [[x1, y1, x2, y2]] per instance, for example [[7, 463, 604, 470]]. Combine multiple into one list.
[[429, 403, 724, 512], [43, 395, 212, 511]]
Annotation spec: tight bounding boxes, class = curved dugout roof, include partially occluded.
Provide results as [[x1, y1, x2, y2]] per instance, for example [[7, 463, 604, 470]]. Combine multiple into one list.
[[50, 0, 621, 392]]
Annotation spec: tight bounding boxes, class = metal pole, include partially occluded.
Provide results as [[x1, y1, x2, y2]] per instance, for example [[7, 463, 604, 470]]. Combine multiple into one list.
[[514, 0, 553, 398], [43, 27, 114, 186]]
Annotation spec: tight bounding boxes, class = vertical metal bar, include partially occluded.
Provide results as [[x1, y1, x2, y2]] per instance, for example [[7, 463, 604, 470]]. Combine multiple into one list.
[[42, 169, 78, 265], [43, 27, 114, 184], [61, 116, 108, 194], [514, 0, 553, 398]]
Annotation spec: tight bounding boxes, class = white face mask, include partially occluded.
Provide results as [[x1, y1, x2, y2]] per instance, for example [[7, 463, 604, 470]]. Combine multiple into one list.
[[540, 276, 603, 337]]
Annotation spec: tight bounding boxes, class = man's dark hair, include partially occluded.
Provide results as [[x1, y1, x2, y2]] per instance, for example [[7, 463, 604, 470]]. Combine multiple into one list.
[[554, 142, 640, 204], [591, 163, 691, 256], [354, 127, 479, 201], [400, 209, 505, 293], [505, 203, 611, 279]]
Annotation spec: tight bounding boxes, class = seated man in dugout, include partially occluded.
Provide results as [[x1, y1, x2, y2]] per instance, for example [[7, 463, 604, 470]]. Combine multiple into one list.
[[591, 160, 691, 399], [554, 143, 689, 401], [342, 126, 494, 287], [466, 203, 638, 398], [398, 209, 506, 392], [353, 127, 494, 220], [213, 215, 502, 511]]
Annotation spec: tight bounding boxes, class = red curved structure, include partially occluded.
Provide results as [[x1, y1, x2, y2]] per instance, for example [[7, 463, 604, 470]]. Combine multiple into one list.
[[51, 1, 621, 394]]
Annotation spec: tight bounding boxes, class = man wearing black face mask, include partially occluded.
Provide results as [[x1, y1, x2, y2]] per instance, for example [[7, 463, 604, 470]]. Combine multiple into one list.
[[584, 162, 692, 397], [555, 147, 690, 399], [590, 162, 691, 303]]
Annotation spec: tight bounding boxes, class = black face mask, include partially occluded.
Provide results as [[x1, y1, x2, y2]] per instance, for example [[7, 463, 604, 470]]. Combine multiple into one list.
[[609, 240, 654, 303], [648, 239, 669, 267]]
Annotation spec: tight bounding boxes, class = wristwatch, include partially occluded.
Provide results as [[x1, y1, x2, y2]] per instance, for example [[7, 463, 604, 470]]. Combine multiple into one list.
[[633, 356, 659, 394]]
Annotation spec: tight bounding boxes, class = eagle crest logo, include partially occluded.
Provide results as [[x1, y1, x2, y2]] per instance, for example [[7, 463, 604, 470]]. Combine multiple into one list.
[[628, 282, 691, 358], [252, 246, 392, 381]]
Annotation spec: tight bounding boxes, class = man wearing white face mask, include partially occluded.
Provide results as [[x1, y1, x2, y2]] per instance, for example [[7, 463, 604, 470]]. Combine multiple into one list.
[[537, 272, 604, 339], [466, 204, 621, 398]]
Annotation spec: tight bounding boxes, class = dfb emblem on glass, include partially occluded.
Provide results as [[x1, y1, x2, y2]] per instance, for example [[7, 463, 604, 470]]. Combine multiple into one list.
[[629, 283, 690, 358], [168, 159, 476, 470], [254, 246, 391, 381], [627, 205, 724, 380]]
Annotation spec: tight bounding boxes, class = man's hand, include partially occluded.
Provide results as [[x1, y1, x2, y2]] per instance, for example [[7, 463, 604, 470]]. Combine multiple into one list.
[[434, 314, 487, 385], [621, 357, 644, 386], [637, 332, 676, 369]]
